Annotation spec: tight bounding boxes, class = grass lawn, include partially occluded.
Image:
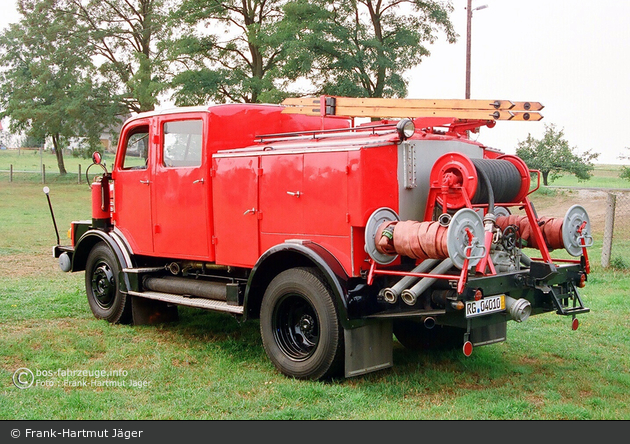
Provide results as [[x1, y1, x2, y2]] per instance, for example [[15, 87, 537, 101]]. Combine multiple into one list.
[[1, 165, 630, 420], [543, 163, 630, 189]]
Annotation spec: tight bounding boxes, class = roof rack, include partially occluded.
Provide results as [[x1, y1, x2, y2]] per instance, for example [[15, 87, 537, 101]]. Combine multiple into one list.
[[255, 121, 401, 142]]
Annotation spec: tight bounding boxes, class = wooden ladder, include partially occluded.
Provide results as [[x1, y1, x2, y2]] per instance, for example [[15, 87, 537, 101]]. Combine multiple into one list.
[[281, 96, 544, 121]]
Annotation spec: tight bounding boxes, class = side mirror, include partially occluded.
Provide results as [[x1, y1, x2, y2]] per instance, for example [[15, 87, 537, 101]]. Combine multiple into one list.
[[86, 152, 109, 188]]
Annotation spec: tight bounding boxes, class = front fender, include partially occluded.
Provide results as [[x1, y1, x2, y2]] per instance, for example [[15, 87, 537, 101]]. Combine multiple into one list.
[[72, 229, 135, 293]]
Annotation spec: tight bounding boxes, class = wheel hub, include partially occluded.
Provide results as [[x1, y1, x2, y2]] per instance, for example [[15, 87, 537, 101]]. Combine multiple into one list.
[[299, 315, 315, 336], [273, 295, 320, 361], [92, 263, 115, 309]]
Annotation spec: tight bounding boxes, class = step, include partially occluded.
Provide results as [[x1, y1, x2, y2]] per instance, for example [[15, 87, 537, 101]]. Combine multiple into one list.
[[126, 290, 244, 315], [555, 306, 590, 316], [549, 287, 589, 316]]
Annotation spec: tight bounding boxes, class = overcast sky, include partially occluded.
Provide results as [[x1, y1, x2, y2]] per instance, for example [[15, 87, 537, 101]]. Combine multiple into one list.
[[408, 0, 630, 164], [2, 0, 629, 164]]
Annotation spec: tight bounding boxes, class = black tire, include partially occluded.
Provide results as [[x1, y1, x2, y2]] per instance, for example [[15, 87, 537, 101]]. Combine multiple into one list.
[[260, 267, 344, 380], [85, 242, 132, 324], [393, 319, 464, 351]]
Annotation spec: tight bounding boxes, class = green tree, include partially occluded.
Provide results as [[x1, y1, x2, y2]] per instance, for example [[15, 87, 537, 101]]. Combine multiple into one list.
[[64, 0, 174, 113], [0, 0, 124, 174], [516, 123, 599, 186], [169, 0, 293, 105], [281, 0, 457, 98]]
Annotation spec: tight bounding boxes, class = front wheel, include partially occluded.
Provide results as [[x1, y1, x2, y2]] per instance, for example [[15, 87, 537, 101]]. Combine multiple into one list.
[[85, 242, 132, 324], [260, 267, 344, 380]]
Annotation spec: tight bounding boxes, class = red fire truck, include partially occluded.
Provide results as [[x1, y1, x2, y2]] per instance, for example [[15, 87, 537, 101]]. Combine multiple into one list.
[[50, 96, 592, 380]]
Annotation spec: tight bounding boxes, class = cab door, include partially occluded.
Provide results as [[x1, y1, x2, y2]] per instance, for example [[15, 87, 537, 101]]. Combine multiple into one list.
[[112, 120, 154, 254], [151, 116, 210, 259]]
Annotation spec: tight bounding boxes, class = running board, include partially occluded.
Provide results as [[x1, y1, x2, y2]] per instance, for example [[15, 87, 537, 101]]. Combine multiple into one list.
[[126, 290, 244, 315]]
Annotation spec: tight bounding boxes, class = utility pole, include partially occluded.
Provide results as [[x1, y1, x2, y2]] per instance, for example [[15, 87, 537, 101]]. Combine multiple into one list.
[[465, 1, 488, 99]]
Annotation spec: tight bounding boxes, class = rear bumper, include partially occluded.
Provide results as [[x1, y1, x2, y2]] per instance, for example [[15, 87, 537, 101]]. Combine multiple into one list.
[[463, 261, 588, 316], [356, 260, 588, 326]]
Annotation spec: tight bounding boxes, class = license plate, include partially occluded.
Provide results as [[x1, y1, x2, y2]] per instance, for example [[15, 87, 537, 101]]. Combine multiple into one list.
[[465, 295, 505, 318]]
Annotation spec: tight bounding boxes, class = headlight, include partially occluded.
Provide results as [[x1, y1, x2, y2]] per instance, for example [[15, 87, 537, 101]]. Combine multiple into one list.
[[396, 118, 415, 140]]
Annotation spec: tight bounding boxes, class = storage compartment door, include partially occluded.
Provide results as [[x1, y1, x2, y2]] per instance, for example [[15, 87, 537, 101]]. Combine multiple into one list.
[[213, 156, 260, 267]]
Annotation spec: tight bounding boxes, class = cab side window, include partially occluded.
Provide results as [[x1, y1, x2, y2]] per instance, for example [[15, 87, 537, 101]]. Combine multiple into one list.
[[122, 126, 150, 170], [163, 120, 203, 167]]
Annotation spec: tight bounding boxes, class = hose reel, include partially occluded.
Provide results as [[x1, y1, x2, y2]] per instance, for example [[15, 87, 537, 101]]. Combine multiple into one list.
[[365, 207, 486, 269], [428, 153, 531, 211], [563, 205, 593, 256], [495, 204, 592, 257], [364, 207, 400, 265]]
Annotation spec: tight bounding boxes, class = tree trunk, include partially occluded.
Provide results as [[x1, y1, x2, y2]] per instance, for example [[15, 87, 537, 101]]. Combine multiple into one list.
[[52, 134, 67, 175], [366, 0, 386, 99], [542, 171, 549, 186]]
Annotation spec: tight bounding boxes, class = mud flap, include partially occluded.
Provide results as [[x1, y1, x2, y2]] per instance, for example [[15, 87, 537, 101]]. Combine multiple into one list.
[[470, 321, 507, 347], [344, 320, 393, 377], [131, 296, 179, 325]]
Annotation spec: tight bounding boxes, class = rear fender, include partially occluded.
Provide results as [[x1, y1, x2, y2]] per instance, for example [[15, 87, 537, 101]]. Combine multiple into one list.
[[243, 241, 360, 330]]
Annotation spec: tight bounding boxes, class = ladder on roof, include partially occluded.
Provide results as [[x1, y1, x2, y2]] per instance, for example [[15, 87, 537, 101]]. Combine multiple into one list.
[[281, 96, 544, 121]]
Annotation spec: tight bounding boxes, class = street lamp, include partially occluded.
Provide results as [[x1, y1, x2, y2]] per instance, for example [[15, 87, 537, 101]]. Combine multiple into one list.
[[465, 1, 488, 99]]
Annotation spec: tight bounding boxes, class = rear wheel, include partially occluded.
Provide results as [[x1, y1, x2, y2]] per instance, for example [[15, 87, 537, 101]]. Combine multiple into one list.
[[85, 242, 132, 324], [393, 319, 464, 351], [260, 267, 343, 380]]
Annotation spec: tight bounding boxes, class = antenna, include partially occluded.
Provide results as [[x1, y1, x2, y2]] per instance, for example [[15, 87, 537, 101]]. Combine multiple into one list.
[[43, 186, 60, 246]]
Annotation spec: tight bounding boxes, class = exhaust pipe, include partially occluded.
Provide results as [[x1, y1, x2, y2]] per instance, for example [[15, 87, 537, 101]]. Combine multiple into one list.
[[401, 258, 454, 306], [381, 259, 440, 304], [143, 276, 228, 301], [423, 316, 436, 329], [505, 295, 531, 322]]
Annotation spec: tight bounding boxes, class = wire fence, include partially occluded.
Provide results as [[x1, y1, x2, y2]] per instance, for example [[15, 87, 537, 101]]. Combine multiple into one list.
[[602, 190, 630, 268], [0, 163, 84, 184]]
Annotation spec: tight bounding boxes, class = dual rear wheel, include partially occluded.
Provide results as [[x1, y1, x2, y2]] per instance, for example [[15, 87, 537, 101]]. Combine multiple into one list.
[[260, 267, 344, 380], [393, 319, 465, 351]]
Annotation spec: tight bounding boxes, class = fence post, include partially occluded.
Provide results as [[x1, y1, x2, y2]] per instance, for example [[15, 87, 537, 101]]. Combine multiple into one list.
[[78, 164, 81, 184], [9, 164, 12, 182], [42, 164, 46, 184], [601, 192, 616, 268]]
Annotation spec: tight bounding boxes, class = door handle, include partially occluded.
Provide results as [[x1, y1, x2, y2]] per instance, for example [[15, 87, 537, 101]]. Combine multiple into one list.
[[287, 191, 301, 197], [193, 178, 204, 184], [140, 180, 150, 185], [243, 208, 257, 215]]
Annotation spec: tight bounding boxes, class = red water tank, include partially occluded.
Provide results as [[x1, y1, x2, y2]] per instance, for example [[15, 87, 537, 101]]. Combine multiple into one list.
[[91, 176, 111, 227]]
